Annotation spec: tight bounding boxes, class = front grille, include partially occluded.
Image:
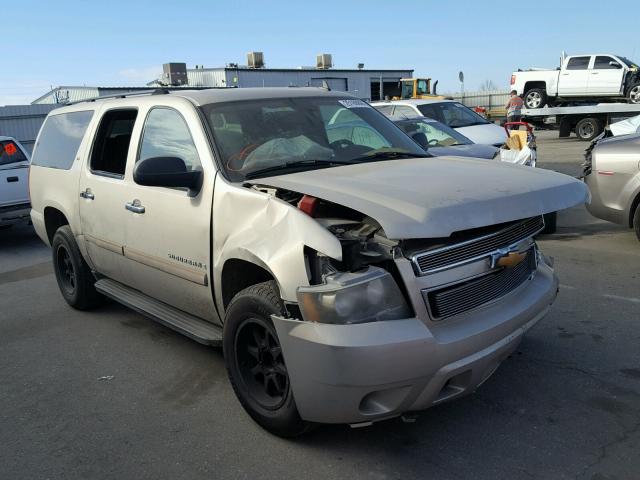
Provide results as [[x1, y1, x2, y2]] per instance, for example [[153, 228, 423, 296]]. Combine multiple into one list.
[[425, 250, 536, 320], [413, 216, 544, 274]]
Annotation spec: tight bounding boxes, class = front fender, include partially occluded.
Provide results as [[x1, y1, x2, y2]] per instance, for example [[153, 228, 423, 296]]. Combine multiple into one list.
[[212, 177, 343, 310]]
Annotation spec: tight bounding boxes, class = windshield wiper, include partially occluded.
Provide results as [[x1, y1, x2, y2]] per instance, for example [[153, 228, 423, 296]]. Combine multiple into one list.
[[350, 150, 430, 163], [244, 159, 350, 179]]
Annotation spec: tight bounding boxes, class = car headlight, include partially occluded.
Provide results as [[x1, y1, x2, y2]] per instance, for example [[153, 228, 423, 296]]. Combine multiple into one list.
[[296, 266, 411, 324]]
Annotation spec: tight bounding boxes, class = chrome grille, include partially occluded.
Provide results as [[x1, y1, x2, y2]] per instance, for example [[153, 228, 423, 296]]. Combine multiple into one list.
[[424, 250, 536, 320], [413, 216, 544, 274]]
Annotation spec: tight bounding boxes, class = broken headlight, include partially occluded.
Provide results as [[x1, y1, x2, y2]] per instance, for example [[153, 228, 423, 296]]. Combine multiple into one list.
[[296, 266, 411, 324]]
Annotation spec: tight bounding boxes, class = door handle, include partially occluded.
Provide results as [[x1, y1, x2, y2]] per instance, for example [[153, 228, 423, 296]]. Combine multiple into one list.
[[80, 189, 95, 200], [7, 176, 18, 182], [125, 199, 145, 214], [591, 72, 599, 74]]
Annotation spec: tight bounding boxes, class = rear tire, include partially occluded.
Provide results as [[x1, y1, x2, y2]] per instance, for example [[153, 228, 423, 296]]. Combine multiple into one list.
[[223, 281, 311, 437], [627, 83, 640, 104], [524, 88, 547, 109], [51, 225, 103, 310], [575, 117, 602, 141], [633, 204, 640, 241]]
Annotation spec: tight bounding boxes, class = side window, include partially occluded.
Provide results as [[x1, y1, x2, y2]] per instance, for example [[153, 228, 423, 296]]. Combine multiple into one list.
[[594, 56, 621, 70], [566, 56, 590, 70], [375, 105, 393, 115], [138, 108, 201, 171], [91, 109, 137, 177], [393, 105, 419, 118], [0, 139, 28, 166], [31, 111, 94, 170]]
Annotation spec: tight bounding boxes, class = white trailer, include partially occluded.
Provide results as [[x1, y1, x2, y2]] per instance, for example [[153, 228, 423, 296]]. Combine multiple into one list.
[[521, 103, 640, 141]]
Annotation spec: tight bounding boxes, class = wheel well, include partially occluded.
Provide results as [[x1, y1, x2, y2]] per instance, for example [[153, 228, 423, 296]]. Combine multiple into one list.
[[524, 81, 547, 94], [221, 259, 275, 308], [44, 207, 69, 244], [629, 192, 640, 228]]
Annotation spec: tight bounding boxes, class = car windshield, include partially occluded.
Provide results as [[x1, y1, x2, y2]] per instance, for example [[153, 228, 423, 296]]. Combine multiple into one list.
[[201, 96, 426, 181], [618, 56, 639, 69], [395, 118, 472, 149], [417, 102, 489, 128]]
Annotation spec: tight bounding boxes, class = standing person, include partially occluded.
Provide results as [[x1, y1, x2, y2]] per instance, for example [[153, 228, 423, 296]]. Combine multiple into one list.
[[505, 90, 524, 129]]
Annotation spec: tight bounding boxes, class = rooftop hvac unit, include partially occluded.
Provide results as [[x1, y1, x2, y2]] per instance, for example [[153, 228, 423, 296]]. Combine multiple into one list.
[[162, 63, 188, 86], [247, 52, 264, 68], [316, 54, 332, 69]]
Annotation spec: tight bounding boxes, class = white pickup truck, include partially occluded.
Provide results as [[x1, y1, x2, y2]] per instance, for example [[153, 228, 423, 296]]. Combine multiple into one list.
[[511, 54, 640, 109], [0, 136, 31, 228]]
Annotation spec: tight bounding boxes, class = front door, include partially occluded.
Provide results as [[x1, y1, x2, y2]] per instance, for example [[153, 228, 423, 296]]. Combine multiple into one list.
[[78, 107, 138, 284], [588, 55, 626, 95], [558, 56, 591, 95], [122, 105, 218, 323]]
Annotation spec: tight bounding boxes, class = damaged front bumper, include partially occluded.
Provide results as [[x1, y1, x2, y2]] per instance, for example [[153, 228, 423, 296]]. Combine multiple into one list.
[[272, 262, 558, 425]]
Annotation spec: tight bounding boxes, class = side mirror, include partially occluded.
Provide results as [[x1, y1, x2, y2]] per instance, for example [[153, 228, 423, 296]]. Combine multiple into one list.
[[133, 156, 202, 195], [609, 61, 621, 68]]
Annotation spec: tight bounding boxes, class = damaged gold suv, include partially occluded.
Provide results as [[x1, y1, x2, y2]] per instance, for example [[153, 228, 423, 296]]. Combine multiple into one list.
[[29, 88, 588, 436]]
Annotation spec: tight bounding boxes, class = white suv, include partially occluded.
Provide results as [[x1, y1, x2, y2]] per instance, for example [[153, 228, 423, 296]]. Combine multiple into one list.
[[29, 88, 586, 436]]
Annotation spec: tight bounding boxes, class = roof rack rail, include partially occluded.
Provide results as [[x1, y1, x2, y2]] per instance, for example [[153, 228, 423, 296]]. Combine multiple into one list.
[[66, 86, 235, 106]]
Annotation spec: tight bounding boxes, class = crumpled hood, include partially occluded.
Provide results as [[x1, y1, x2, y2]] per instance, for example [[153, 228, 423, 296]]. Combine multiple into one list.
[[250, 157, 589, 239], [455, 123, 507, 146]]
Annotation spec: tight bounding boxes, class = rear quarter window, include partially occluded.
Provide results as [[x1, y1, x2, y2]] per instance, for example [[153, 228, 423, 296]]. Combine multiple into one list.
[[31, 110, 94, 169], [0, 139, 28, 166]]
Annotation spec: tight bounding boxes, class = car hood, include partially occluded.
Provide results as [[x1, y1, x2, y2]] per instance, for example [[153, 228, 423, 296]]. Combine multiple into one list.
[[455, 123, 507, 146], [249, 157, 589, 240], [428, 144, 499, 160]]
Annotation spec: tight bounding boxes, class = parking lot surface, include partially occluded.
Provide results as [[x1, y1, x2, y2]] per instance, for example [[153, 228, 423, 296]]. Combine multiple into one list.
[[1, 131, 639, 480]]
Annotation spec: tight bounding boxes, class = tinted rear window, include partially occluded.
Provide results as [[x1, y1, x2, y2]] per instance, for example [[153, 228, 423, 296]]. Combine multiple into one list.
[[0, 139, 28, 166], [31, 111, 94, 169]]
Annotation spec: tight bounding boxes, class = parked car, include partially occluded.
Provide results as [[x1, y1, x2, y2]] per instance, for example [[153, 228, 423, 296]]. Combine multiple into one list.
[[512, 53, 640, 109], [372, 99, 508, 146], [583, 132, 640, 240], [0, 136, 31, 229], [392, 116, 499, 159], [30, 88, 588, 436]]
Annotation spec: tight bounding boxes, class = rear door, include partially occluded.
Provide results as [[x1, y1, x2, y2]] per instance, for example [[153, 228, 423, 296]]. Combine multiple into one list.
[[588, 55, 626, 95], [0, 139, 29, 207], [121, 102, 218, 323], [78, 107, 138, 284], [558, 56, 591, 95]]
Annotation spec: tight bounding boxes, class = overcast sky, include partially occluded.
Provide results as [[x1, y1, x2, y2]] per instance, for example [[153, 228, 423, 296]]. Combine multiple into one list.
[[2, 0, 639, 105]]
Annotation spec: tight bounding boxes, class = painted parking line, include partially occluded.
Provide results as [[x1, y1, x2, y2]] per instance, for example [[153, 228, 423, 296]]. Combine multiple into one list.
[[601, 294, 640, 304]]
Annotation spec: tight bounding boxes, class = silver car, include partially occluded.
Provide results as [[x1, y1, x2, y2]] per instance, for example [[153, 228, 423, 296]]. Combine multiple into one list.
[[584, 133, 640, 240]]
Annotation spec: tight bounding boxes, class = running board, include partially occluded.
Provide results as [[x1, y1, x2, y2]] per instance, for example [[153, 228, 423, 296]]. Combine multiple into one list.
[[94, 278, 222, 346]]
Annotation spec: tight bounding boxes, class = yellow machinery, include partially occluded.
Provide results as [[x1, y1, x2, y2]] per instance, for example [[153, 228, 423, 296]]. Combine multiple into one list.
[[395, 78, 448, 100]]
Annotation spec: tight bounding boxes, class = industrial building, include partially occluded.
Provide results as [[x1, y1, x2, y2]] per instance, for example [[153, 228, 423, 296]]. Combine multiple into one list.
[[31, 53, 413, 104]]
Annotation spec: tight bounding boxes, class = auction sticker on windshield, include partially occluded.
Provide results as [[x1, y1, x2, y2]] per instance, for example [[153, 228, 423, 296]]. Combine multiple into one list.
[[338, 99, 369, 108]]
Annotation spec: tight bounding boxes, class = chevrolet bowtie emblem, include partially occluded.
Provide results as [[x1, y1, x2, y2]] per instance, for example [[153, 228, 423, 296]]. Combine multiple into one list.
[[490, 247, 527, 268]]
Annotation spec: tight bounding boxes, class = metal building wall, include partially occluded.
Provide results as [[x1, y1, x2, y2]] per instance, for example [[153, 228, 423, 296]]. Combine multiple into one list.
[[228, 69, 411, 100], [187, 69, 227, 87], [0, 105, 58, 153], [32, 87, 100, 105]]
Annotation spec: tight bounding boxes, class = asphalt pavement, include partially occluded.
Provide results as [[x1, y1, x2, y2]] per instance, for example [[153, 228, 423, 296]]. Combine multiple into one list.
[[1, 131, 639, 480]]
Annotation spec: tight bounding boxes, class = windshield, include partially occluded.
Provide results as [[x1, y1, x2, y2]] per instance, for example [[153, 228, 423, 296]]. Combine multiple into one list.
[[395, 118, 472, 149], [201, 96, 426, 181], [417, 102, 489, 128], [618, 56, 639, 69]]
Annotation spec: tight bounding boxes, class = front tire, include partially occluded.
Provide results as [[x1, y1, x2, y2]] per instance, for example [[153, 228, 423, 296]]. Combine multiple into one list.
[[223, 281, 311, 437], [51, 225, 103, 310], [633, 203, 640, 241], [628, 83, 640, 104], [524, 88, 547, 109]]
